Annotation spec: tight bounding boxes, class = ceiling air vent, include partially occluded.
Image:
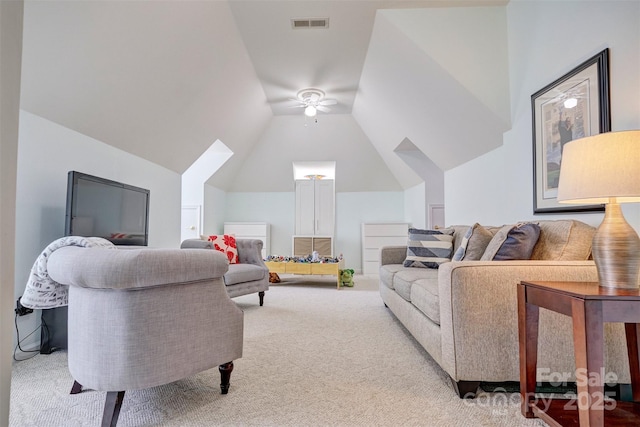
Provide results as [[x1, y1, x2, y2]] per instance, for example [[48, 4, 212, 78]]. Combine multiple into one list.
[[291, 18, 329, 29]]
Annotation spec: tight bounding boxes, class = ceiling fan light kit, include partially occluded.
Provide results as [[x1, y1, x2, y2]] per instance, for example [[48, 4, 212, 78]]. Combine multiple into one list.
[[297, 88, 325, 103], [293, 88, 337, 121], [304, 105, 317, 117]]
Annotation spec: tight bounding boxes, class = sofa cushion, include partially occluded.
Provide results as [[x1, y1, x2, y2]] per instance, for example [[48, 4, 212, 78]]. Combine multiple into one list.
[[492, 223, 541, 260], [404, 228, 454, 269], [223, 264, 266, 286], [379, 264, 405, 290], [394, 279, 412, 302], [411, 276, 440, 325], [452, 223, 495, 261], [531, 220, 595, 260], [393, 268, 438, 301]]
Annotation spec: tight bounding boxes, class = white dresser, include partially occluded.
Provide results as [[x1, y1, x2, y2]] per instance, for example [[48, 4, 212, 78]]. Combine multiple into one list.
[[223, 222, 270, 258], [361, 223, 409, 274]]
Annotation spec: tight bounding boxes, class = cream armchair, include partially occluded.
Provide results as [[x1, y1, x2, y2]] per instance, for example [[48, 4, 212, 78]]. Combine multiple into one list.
[[47, 246, 244, 426]]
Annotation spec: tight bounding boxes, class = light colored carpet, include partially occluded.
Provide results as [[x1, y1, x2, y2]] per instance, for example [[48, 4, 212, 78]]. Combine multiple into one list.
[[10, 275, 546, 426]]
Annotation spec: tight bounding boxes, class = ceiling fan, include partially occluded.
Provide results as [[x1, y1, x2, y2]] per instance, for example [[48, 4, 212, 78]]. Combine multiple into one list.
[[290, 88, 337, 117]]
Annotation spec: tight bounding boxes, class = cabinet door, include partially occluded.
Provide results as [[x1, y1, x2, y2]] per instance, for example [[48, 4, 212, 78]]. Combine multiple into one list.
[[293, 236, 313, 256], [315, 179, 334, 235], [312, 237, 332, 257], [295, 180, 315, 235]]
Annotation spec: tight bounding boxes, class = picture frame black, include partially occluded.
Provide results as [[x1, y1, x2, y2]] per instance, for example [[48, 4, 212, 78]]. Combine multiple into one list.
[[532, 48, 610, 214]]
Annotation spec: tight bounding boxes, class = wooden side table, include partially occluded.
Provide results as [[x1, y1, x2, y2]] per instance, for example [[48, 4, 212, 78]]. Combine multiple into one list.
[[518, 280, 640, 426]]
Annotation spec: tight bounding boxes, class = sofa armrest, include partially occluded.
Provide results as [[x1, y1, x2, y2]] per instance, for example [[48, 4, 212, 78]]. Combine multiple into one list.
[[380, 246, 407, 266], [436, 260, 616, 382], [48, 246, 229, 290], [236, 239, 268, 270], [180, 239, 213, 249]]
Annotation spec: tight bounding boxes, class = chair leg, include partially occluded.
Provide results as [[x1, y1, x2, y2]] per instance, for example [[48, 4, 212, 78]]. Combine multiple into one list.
[[102, 391, 125, 427], [70, 380, 83, 394], [219, 361, 234, 394], [259, 291, 265, 306]]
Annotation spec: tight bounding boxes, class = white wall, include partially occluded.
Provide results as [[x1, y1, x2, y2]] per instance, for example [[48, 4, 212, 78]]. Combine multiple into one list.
[[223, 191, 404, 272], [336, 192, 405, 272], [224, 192, 295, 256], [203, 183, 227, 235], [182, 139, 233, 206], [404, 183, 424, 228], [14, 111, 181, 353], [446, 0, 640, 234], [224, 115, 402, 192], [1, 1, 23, 424]]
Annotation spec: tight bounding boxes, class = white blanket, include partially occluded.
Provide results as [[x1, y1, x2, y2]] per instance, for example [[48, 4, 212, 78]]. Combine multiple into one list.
[[21, 236, 116, 309]]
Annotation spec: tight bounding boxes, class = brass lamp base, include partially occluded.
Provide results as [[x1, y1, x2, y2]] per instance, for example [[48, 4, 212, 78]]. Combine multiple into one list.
[[593, 203, 640, 289]]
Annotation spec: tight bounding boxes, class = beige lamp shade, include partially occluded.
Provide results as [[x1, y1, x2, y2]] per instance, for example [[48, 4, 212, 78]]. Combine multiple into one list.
[[557, 130, 640, 289], [557, 130, 640, 204]]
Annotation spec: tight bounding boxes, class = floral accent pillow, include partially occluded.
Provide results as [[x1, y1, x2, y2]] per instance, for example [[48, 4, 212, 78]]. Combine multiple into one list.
[[204, 234, 239, 264]]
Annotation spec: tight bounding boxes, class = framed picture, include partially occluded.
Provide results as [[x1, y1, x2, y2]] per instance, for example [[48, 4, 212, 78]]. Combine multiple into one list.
[[532, 48, 610, 214]]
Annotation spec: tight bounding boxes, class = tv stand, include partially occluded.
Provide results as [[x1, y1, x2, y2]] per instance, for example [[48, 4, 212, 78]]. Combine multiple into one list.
[[40, 306, 68, 354]]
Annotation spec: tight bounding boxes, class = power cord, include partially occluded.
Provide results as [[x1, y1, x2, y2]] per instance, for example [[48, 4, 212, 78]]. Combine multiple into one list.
[[13, 313, 41, 361]]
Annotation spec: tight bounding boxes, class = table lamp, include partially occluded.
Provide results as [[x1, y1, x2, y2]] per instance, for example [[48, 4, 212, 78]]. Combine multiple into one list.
[[557, 130, 640, 289]]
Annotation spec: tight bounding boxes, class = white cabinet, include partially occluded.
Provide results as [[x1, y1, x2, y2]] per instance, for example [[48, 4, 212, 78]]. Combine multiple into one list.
[[223, 222, 270, 258], [361, 223, 410, 274], [295, 179, 334, 236]]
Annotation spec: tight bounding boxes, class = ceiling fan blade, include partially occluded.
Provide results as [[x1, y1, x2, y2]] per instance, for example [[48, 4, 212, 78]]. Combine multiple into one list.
[[316, 105, 331, 113], [288, 104, 306, 108], [319, 99, 337, 106]]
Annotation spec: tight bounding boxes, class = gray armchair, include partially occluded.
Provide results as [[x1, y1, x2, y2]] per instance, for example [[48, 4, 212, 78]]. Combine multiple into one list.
[[181, 238, 269, 306], [47, 246, 244, 427]]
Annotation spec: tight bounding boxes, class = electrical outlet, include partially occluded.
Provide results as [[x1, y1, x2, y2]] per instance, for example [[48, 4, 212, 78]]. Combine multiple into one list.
[[15, 297, 33, 316]]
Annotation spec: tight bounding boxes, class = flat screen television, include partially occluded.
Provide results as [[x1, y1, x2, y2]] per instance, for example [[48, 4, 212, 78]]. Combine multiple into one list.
[[65, 171, 150, 246]]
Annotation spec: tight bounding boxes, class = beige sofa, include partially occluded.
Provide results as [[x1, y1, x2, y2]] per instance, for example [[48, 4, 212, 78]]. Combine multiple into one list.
[[379, 220, 631, 398]]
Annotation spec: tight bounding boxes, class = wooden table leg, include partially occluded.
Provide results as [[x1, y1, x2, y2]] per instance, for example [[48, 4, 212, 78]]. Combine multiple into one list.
[[625, 323, 640, 402], [518, 284, 539, 418], [571, 299, 604, 427]]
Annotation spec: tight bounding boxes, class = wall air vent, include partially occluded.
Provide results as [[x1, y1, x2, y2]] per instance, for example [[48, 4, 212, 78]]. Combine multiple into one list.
[[291, 18, 329, 29]]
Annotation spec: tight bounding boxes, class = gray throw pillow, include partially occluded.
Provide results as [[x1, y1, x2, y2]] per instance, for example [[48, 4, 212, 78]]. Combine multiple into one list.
[[480, 225, 515, 261], [492, 223, 541, 260], [452, 223, 495, 261], [404, 228, 455, 269]]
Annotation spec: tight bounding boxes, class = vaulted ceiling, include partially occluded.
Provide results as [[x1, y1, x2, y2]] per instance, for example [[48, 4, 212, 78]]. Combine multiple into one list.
[[19, 0, 510, 193]]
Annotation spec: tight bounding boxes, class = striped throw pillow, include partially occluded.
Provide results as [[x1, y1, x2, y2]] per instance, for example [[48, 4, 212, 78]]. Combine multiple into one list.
[[403, 228, 455, 269]]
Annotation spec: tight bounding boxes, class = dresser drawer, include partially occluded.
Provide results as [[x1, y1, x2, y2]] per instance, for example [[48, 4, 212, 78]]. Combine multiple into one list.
[[363, 248, 380, 262], [362, 223, 409, 236], [363, 261, 380, 275], [363, 236, 407, 249]]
